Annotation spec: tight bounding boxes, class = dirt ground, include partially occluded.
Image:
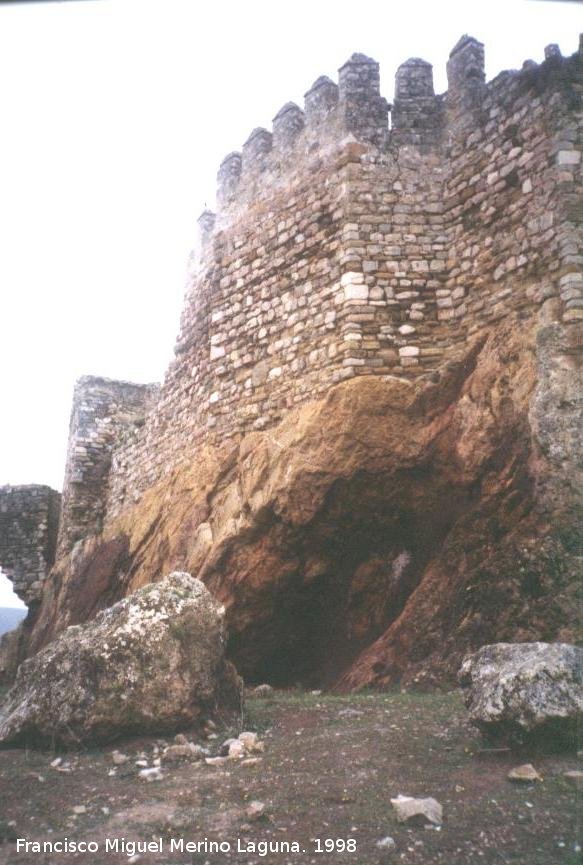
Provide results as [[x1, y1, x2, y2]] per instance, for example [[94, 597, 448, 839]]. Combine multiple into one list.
[[0, 691, 580, 865]]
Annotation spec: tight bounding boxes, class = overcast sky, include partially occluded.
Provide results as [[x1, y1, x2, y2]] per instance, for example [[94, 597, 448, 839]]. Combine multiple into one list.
[[0, 571, 26, 609], [0, 0, 580, 598]]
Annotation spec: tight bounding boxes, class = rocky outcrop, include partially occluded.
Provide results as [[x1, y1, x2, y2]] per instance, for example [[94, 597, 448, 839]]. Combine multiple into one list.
[[0, 624, 25, 686], [458, 642, 583, 746], [0, 573, 242, 746], [20, 303, 581, 690]]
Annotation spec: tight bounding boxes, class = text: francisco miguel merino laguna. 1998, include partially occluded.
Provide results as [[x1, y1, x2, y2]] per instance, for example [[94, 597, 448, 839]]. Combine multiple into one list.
[[16, 836, 359, 857]]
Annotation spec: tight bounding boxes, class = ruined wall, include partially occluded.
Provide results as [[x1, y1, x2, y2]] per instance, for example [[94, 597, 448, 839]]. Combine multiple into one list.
[[0, 486, 61, 607], [39, 36, 579, 545], [57, 377, 160, 557]]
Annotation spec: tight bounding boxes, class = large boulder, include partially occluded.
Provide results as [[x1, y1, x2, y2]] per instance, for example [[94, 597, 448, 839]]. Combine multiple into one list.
[[0, 572, 242, 746], [459, 642, 583, 746]]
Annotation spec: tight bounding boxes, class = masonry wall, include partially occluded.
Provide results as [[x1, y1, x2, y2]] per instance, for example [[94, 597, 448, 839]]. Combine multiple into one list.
[[55, 37, 582, 541], [443, 43, 583, 337], [57, 377, 160, 557], [0, 485, 61, 607]]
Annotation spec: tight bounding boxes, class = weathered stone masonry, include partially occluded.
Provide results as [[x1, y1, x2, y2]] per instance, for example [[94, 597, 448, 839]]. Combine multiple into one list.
[[57, 377, 159, 558], [100, 36, 582, 527], [0, 486, 61, 607], [4, 35, 582, 571]]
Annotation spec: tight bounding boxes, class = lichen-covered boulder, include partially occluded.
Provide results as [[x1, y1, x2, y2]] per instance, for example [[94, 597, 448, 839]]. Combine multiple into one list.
[[0, 572, 242, 746], [459, 642, 583, 746]]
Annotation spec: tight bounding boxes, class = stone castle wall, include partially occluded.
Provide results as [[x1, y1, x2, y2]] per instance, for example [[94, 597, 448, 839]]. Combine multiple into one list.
[[55, 36, 582, 544], [0, 486, 61, 607], [56, 377, 159, 556]]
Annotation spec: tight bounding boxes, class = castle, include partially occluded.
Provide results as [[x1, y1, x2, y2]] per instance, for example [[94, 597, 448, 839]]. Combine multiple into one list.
[[1, 35, 581, 627]]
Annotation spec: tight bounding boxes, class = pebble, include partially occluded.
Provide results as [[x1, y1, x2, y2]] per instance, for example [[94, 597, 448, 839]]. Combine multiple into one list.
[[228, 740, 246, 759], [238, 731, 264, 753], [163, 743, 202, 762], [138, 767, 163, 782], [253, 684, 274, 697], [377, 836, 396, 849], [111, 751, 130, 765], [205, 756, 229, 767], [507, 764, 542, 783], [391, 795, 443, 826], [564, 770, 583, 788], [246, 801, 267, 821]]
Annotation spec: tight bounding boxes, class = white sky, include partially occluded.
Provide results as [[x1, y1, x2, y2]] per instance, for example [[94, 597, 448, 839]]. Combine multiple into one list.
[[0, 570, 26, 609], [0, 0, 581, 503]]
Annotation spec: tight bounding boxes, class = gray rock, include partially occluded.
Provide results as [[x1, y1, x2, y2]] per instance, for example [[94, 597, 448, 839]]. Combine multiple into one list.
[[253, 684, 274, 697], [459, 642, 583, 746], [564, 770, 583, 789], [139, 766, 163, 782], [0, 572, 242, 746], [376, 836, 396, 849], [205, 756, 229, 766], [228, 739, 246, 759], [507, 764, 543, 783], [390, 795, 443, 826], [163, 743, 204, 762], [238, 730, 264, 753], [246, 801, 267, 821], [111, 750, 130, 765], [240, 757, 262, 767]]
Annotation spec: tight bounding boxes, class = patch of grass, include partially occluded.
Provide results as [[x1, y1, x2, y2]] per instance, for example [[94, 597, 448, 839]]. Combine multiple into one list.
[[0, 820, 17, 842], [246, 687, 461, 712], [554, 854, 582, 865], [225, 699, 274, 737]]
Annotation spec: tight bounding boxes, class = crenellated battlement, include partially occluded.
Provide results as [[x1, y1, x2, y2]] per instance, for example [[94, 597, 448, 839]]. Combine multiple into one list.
[[211, 36, 583, 226], [392, 57, 442, 147], [272, 102, 306, 152], [53, 34, 583, 540], [215, 51, 392, 222], [446, 35, 485, 116], [216, 151, 242, 210], [241, 126, 273, 174], [338, 52, 389, 146], [304, 75, 339, 125]]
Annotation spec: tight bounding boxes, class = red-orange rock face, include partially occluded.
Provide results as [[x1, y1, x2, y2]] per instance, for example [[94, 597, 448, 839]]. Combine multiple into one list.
[[25, 302, 581, 689]]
